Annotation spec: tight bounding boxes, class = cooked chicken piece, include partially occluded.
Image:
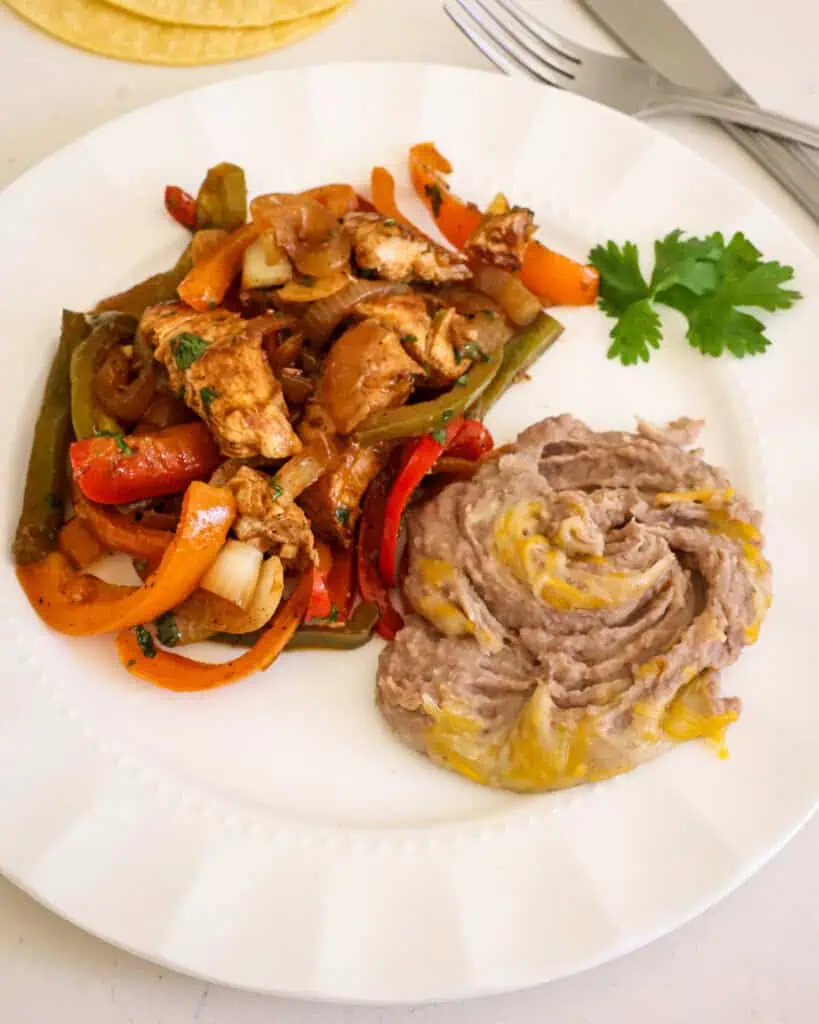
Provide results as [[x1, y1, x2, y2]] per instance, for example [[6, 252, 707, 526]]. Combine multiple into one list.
[[353, 293, 431, 343], [343, 212, 471, 284], [435, 289, 514, 359], [464, 203, 535, 271], [227, 465, 315, 569], [140, 303, 301, 461], [318, 319, 424, 434], [300, 442, 390, 547]]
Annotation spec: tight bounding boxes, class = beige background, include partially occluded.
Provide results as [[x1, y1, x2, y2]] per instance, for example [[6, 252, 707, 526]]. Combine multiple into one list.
[[1, 0, 818, 1019]]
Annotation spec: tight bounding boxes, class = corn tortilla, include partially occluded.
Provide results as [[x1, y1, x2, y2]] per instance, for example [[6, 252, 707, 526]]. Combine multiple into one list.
[[106, 0, 340, 29], [5, 0, 348, 66]]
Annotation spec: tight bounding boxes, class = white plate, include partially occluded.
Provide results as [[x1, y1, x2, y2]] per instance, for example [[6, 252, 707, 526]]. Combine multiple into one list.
[[1, 64, 818, 1004]]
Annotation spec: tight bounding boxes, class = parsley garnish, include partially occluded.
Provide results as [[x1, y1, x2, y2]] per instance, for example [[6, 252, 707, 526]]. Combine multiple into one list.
[[96, 429, 134, 456], [383, 218, 397, 227], [440, 409, 454, 425], [430, 427, 448, 444], [455, 373, 469, 387], [401, 333, 418, 344], [126, 659, 136, 668], [155, 611, 180, 648], [480, 309, 496, 320], [172, 332, 209, 371], [134, 625, 156, 659], [200, 386, 219, 413], [358, 267, 378, 280], [334, 505, 350, 527], [297, 274, 316, 287], [270, 482, 284, 501], [589, 230, 801, 365], [424, 183, 443, 218]]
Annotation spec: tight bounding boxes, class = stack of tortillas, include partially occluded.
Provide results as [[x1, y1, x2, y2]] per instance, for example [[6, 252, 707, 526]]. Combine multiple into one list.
[[5, 0, 350, 64]]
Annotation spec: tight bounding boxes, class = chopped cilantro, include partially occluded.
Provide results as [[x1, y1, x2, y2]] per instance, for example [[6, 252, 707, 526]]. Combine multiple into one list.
[[172, 332, 209, 371], [270, 481, 284, 501], [480, 309, 497, 320], [401, 333, 418, 344], [126, 659, 136, 668], [455, 373, 469, 387], [458, 342, 488, 362], [134, 625, 156, 659], [96, 429, 134, 456], [358, 267, 378, 280], [297, 274, 316, 287], [440, 409, 454, 425], [155, 611, 180, 648], [383, 218, 397, 227], [424, 183, 443, 218], [315, 604, 340, 625], [430, 427, 448, 444], [200, 386, 219, 413], [334, 505, 351, 527]]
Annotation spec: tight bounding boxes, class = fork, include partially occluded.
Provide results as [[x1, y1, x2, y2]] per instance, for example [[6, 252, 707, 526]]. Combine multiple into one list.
[[444, 0, 819, 150]]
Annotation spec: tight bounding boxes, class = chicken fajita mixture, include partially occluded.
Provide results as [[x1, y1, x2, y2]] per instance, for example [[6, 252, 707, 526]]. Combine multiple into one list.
[[13, 146, 777, 792]]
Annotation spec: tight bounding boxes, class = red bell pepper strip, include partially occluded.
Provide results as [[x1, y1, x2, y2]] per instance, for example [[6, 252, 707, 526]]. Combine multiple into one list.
[[445, 419, 494, 461], [357, 478, 404, 641], [325, 546, 355, 624], [164, 186, 197, 231], [17, 482, 235, 637], [408, 142, 599, 307], [379, 417, 465, 588], [307, 569, 333, 620], [116, 569, 311, 692], [70, 422, 222, 505]]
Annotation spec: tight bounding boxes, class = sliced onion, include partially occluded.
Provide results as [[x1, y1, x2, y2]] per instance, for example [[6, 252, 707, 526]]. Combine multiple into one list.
[[250, 193, 350, 278], [302, 280, 408, 346], [274, 434, 339, 499], [200, 539, 263, 610], [245, 555, 284, 630], [471, 262, 543, 326], [276, 271, 351, 304], [242, 236, 292, 289]]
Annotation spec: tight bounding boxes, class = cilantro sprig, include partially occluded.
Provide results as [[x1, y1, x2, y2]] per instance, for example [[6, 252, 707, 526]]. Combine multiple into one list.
[[589, 230, 801, 365]]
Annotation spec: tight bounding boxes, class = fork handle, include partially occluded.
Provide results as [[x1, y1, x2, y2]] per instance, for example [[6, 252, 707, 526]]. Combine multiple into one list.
[[643, 92, 819, 151]]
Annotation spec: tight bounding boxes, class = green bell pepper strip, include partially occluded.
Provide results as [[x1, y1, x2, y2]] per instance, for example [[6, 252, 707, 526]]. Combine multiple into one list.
[[469, 313, 563, 421], [354, 346, 503, 447], [196, 163, 247, 231], [70, 314, 137, 440], [213, 600, 381, 651], [12, 311, 90, 565]]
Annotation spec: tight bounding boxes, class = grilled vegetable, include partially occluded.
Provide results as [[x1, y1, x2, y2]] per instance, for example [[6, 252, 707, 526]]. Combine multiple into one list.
[[196, 162, 248, 231], [13, 310, 90, 565], [470, 313, 563, 420], [357, 476, 403, 640], [115, 568, 311, 692], [70, 314, 137, 440], [70, 422, 222, 505], [165, 186, 197, 230], [216, 599, 380, 651], [16, 482, 235, 636], [354, 344, 503, 445], [95, 248, 193, 319]]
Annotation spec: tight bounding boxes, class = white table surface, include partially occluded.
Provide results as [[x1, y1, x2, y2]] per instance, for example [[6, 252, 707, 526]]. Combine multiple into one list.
[[2, 0, 819, 1019]]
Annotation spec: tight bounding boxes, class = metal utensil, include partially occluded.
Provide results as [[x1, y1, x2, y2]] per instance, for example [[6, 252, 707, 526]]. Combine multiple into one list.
[[576, 0, 819, 221], [444, 0, 819, 149]]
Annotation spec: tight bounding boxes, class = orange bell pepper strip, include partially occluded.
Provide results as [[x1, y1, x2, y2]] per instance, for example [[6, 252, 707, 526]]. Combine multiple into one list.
[[74, 497, 173, 563], [177, 222, 259, 312], [57, 516, 109, 570], [115, 569, 312, 692], [370, 167, 424, 233], [408, 142, 599, 306], [17, 482, 235, 637]]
